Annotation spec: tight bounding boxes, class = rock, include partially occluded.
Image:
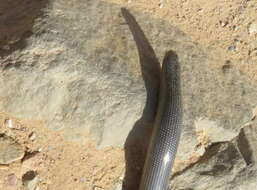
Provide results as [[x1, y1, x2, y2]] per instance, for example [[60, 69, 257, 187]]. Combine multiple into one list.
[[172, 142, 247, 190], [22, 171, 39, 190], [5, 119, 13, 128], [228, 45, 236, 51], [29, 132, 36, 141], [7, 173, 18, 186], [0, 134, 24, 164], [112, 183, 122, 190], [79, 177, 86, 183], [236, 121, 257, 164], [159, 0, 164, 8], [252, 105, 257, 120], [93, 187, 102, 190], [248, 22, 257, 35], [172, 118, 238, 175], [220, 20, 228, 27]]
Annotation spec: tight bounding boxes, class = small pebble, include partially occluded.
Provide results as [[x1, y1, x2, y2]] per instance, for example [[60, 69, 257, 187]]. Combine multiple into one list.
[[159, 0, 164, 8], [7, 174, 18, 186], [22, 171, 39, 190], [5, 119, 13, 128], [252, 106, 257, 120], [0, 135, 25, 164], [119, 173, 124, 181], [220, 20, 228, 27], [232, 25, 238, 31], [228, 45, 236, 51], [79, 177, 86, 183], [114, 183, 122, 190], [197, 8, 203, 13], [222, 60, 231, 74], [29, 132, 36, 141], [248, 22, 257, 35]]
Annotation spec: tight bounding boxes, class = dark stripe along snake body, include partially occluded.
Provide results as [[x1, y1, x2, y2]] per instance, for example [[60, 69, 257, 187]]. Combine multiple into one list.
[[139, 51, 182, 190]]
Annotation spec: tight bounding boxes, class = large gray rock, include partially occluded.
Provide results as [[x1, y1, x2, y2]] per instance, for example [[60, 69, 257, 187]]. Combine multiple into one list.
[[1, 0, 257, 189], [172, 120, 257, 190]]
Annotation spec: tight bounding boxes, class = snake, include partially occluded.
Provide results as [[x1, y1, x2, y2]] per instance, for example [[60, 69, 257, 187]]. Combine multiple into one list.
[[139, 51, 182, 190]]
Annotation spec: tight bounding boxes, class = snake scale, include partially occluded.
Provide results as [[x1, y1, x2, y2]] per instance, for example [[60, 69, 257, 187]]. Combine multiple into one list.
[[121, 8, 182, 189], [139, 51, 182, 190]]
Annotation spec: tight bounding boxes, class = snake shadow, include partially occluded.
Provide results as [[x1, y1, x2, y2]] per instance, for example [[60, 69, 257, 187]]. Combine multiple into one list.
[[121, 8, 161, 190]]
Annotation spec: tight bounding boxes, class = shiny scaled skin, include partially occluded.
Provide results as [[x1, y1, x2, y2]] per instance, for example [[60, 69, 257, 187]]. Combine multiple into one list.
[[139, 51, 182, 190]]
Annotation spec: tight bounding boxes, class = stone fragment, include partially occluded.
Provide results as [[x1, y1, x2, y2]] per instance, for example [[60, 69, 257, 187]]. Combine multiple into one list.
[[252, 105, 257, 120], [113, 183, 122, 190], [5, 119, 13, 129], [29, 132, 36, 141], [7, 173, 18, 186], [22, 171, 39, 190], [248, 22, 257, 35], [0, 135, 24, 164], [236, 122, 257, 164]]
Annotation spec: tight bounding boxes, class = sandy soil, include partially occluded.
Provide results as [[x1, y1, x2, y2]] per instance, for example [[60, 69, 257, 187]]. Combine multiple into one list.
[[0, 113, 124, 190], [106, 0, 257, 81]]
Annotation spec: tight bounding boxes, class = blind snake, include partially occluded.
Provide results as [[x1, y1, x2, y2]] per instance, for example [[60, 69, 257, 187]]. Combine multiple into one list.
[[139, 51, 182, 190]]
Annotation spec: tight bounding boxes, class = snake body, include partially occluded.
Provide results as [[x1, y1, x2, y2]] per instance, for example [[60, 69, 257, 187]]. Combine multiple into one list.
[[139, 51, 182, 190]]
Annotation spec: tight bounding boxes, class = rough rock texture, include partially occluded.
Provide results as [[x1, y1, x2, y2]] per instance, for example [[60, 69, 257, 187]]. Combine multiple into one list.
[[172, 120, 257, 190], [22, 171, 39, 190], [0, 0, 257, 190], [0, 134, 24, 164]]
